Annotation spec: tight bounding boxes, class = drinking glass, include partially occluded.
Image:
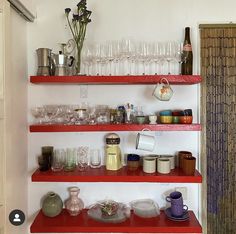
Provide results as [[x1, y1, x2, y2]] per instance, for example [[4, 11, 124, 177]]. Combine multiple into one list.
[[64, 148, 77, 172], [164, 41, 177, 74], [82, 43, 94, 75], [105, 41, 117, 75], [88, 106, 97, 125], [38, 155, 50, 171], [90, 149, 102, 168], [175, 42, 184, 75], [51, 149, 65, 172], [77, 146, 89, 171], [152, 42, 162, 75], [44, 105, 59, 124], [120, 38, 135, 75], [42, 146, 54, 167], [31, 107, 46, 124]]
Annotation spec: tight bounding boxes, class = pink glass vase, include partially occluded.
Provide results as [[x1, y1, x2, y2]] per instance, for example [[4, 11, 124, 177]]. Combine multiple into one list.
[[65, 187, 84, 216]]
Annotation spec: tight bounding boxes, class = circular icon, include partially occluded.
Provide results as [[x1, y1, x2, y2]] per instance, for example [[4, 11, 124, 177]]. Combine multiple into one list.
[[9, 209, 25, 226]]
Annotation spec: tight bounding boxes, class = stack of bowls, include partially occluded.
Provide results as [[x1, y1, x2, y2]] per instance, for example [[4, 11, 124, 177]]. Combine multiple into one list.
[[159, 109, 193, 124], [159, 110, 172, 124], [179, 109, 193, 124]]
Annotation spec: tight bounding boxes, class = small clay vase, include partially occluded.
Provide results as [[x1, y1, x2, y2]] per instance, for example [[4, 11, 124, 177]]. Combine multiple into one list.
[[65, 187, 84, 216], [42, 192, 63, 217]]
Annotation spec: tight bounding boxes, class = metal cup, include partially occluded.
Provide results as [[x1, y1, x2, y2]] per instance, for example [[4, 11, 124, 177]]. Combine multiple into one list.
[[36, 48, 52, 67]]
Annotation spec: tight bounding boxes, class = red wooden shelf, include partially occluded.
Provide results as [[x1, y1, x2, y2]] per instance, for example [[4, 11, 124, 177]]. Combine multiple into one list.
[[30, 209, 202, 233], [30, 75, 201, 85], [32, 166, 202, 183], [29, 123, 201, 132]]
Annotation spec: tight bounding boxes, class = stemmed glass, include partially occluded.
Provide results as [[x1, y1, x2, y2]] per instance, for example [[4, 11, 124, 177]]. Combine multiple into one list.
[[137, 42, 147, 75], [119, 38, 135, 75], [82, 43, 94, 75], [175, 42, 184, 75], [44, 105, 59, 124], [164, 42, 176, 75], [31, 107, 46, 124], [105, 41, 117, 75]]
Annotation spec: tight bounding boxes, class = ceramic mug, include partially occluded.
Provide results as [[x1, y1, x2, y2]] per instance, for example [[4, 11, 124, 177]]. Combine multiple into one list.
[[170, 203, 188, 217], [165, 191, 188, 217], [159, 155, 175, 169], [153, 78, 173, 101], [166, 191, 184, 206], [182, 156, 196, 175], [136, 131, 156, 152], [157, 158, 171, 174], [143, 156, 156, 173], [178, 151, 192, 169]]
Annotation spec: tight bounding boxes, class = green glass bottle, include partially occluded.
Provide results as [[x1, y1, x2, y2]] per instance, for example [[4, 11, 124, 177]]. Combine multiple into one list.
[[181, 27, 193, 75]]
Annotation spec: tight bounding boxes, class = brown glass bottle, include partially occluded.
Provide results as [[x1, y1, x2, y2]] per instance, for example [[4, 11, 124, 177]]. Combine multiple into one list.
[[181, 27, 193, 75]]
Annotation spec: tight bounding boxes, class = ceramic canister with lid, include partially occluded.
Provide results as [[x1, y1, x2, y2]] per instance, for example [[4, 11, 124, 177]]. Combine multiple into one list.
[[105, 133, 122, 171]]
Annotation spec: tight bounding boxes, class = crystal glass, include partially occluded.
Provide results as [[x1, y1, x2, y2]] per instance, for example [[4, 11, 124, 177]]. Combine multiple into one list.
[[77, 146, 89, 171], [31, 107, 46, 124], [44, 105, 59, 124], [96, 105, 110, 124]]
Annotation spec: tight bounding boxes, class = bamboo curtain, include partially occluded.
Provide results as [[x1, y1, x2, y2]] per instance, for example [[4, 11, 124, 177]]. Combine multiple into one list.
[[200, 26, 236, 234]]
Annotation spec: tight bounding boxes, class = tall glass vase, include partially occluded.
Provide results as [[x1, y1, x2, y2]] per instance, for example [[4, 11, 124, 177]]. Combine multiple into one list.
[[75, 45, 82, 75]]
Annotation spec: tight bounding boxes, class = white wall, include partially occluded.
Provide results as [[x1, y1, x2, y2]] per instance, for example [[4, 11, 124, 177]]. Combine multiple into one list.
[[27, 0, 236, 233], [4, 5, 28, 234]]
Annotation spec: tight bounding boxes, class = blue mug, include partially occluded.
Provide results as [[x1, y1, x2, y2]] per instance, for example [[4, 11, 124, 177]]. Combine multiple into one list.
[[166, 191, 188, 217]]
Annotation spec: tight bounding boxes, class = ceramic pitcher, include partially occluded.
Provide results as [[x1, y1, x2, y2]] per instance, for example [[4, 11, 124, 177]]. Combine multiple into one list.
[[153, 78, 173, 101]]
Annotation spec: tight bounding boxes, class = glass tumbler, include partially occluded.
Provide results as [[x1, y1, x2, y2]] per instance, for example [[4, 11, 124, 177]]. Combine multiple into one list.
[[64, 148, 77, 172], [90, 149, 101, 168], [41, 146, 54, 168], [38, 155, 50, 171], [51, 149, 66, 172], [77, 146, 89, 171]]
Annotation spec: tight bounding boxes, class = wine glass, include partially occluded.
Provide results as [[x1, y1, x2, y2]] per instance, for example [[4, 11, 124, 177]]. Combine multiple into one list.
[[164, 41, 176, 75], [175, 42, 184, 75], [119, 38, 135, 75], [82, 43, 94, 75]]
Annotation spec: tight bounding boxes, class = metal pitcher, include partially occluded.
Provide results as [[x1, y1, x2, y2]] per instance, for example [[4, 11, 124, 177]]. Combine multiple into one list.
[[36, 48, 54, 76]]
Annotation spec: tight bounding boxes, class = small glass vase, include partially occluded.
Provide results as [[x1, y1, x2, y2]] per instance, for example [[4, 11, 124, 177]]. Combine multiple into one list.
[[65, 187, 84, 216]]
